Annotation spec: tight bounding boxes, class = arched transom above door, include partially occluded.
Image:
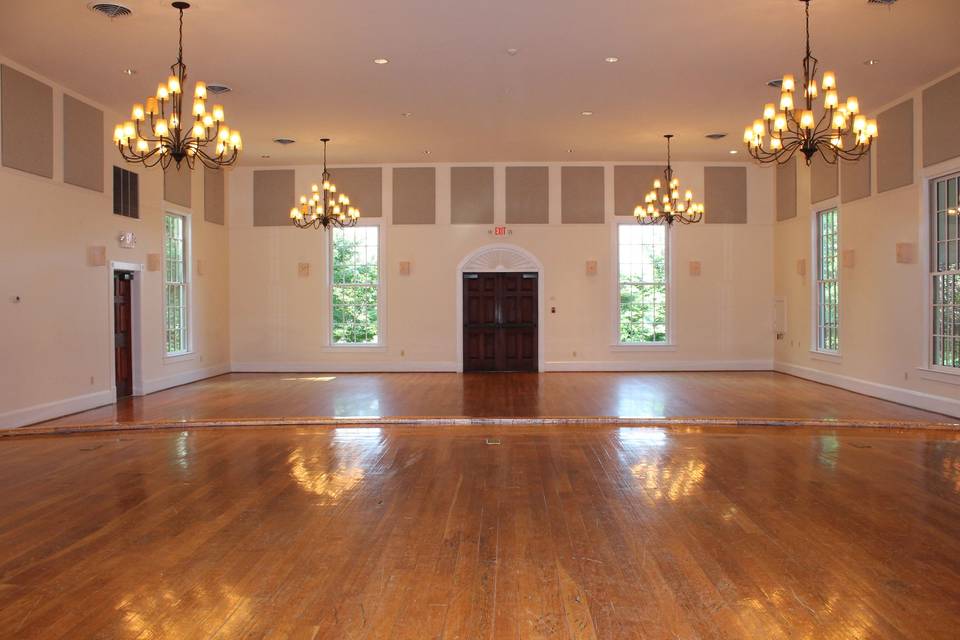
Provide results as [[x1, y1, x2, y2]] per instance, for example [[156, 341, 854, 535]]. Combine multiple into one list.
[[459, 244, 542, 273]]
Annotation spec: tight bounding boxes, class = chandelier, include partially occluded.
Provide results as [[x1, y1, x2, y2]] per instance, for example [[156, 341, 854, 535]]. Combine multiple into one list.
[[290, 139, 360, 230], [112, 2, 241, 170], [744, 0, 876, 165], [634, 135, 704, 226]]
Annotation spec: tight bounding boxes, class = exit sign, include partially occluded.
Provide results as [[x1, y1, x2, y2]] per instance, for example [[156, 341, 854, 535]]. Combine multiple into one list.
[[493, 226, 508, 236]]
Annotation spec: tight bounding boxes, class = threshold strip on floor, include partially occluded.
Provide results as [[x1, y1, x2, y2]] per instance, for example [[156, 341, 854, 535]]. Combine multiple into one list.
[[3, 415, 960, 438]]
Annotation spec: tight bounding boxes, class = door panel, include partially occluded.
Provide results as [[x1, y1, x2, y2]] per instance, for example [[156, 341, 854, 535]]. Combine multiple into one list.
[[463, 272, 537, 372], [114, 271, 134, 398]]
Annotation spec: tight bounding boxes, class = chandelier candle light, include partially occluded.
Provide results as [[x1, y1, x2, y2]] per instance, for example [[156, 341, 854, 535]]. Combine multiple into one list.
[[113, 2, 241, 170], [745, 0, 876, 165], [634, 135, 704, 226], [290, 139, 360, 230]]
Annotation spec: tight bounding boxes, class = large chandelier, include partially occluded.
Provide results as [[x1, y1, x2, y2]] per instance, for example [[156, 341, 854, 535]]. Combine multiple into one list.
[[290, 139, 360, 230], [112, 2, 241, 170], [634, 135, 704, 226], [744, 0, 876, 165]]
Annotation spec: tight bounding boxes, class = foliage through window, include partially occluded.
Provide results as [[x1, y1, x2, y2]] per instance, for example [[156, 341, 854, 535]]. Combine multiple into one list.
[[815, 208, 840, 353], [932, 173, 960, 368], [164, 213, 189, 355], [331, 226, 380, 345], [618, 225, 668, 343]]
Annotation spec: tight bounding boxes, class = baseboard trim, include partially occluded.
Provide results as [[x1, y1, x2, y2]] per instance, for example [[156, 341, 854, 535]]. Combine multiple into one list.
[[0, 390, 115, 430], [543, 359, 774, 372], [138, 364, 231, 395], [230, 361, 460, 373], [775, 361, 960, 419]]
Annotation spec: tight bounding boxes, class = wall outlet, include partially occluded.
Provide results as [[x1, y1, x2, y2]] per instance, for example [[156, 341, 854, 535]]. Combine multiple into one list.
[[89, 376, 95, 385], [572, 350, 577, 357], [400, 349, 406, 357]]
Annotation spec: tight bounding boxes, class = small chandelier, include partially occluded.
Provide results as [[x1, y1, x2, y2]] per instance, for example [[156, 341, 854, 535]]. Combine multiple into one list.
[[634, 135, 704, 226], [112, 2, 241, 170], [745, 0, 876, 166], [290, 139, 360, 230]]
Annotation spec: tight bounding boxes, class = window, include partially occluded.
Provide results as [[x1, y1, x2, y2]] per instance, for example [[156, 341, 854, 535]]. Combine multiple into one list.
[[331, 226, 380, 345], [932, 173, 960, 369], [163, 213, 189, 355], [814, 208, 840, 353], [618, 224, 668, 343], [112, 166, 139, 218]]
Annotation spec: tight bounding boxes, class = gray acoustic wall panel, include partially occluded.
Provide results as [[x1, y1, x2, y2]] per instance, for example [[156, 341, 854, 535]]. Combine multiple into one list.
[[163, 163, 192, 207], [704, 166, 747, 224], [505, 166, 549, 224], [923, 71, 960, 168], [63, 95, 103, 192], [561, 166, 604, 223], [840, 140, 871, 204], [809, 153, 839, 204], [451, 166, 494, 224], [1, 65, 53, 178], [614, 165, 666, 216], [253, 169, 295, 227], [877, 99, 914, 193], [204, 167, 225, 225], [333, 167, 382, 218], [393, 167, 436, 224], [776, 158, 797, 221]]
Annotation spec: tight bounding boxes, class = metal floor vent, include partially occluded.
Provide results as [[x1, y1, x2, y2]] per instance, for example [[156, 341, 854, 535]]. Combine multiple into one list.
[[88, 2, 132, 18]]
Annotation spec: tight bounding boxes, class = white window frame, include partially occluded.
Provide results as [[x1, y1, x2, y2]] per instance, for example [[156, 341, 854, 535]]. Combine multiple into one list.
[[327, 220, 386, 349], [610, 220, 675, 349], [927, 171, 960, 373], [812, 205, 841, 356], [162, 210, 193, 358]]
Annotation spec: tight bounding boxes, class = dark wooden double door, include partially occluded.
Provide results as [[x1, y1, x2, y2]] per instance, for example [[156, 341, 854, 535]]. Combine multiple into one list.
[[463, 272, 538, 372], [114, 271, 134, 398]]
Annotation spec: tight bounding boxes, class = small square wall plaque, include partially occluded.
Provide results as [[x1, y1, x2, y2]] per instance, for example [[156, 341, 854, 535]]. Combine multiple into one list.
[[842, 249, 856, 269], [399, 261, 411, 276], [87, 246, 106, 267], [585, 260, 597, 276], [146, 253, 162, 271], [298, 262, 311, 278], [689, 261, 702, 276], [896, 242, 916, 264]]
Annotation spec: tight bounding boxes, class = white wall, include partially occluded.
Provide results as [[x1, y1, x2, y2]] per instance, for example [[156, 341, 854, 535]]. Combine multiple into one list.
[[229, 162, 775, 372], [774, 66, 960, 418], [0, 57, 231, 428]]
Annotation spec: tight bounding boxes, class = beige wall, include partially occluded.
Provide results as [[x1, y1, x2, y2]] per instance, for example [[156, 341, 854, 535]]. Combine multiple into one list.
[[229, 162, 776, 372], [0, 57, 231, 428], [773, 66, 960, 418]]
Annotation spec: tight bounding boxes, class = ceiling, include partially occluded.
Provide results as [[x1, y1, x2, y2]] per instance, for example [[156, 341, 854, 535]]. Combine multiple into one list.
[[1, 0, 958, 165]]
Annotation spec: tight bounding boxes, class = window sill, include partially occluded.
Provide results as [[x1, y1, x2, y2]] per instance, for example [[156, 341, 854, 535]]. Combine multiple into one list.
[[163, 352, 197, 365], [610, 343, 676, 352], [809, 350, 841, 363], [915, 367, 960, 386], [322, 344, 387, 353]]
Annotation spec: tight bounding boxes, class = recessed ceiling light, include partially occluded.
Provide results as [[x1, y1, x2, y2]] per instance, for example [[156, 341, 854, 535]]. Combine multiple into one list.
[[567, 149, 575, 154], [273, 138, 296, 145], [506, 48, 519, 56], [705, 133, 727, 140], [729, 149, 739, 155], [863, 58, 880, 65], [424, 150, 431, 155], [604, 56, 619, 63], [121, 68, 136, 76], [373, 58, 389, 65], [580, 111, 594, 116], [767, 78, 784, 88]]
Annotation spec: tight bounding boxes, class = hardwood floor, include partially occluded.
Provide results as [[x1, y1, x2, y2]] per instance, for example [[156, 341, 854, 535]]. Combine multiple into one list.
[[32, 371, 954, 430], [1, 424, 959, 638]]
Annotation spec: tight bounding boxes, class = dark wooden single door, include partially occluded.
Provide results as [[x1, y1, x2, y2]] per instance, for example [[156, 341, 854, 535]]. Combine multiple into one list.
[[114, 271, 134, 398], [463, 272, 537, 372]]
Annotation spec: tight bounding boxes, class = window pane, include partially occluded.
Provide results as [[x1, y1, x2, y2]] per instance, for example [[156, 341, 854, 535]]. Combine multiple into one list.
[[163, 214, 189, 355], [331, 226, 380, 344], [618, 225, 668, 343], [931, 175, 960, 369], [815, 208, 840, 353]]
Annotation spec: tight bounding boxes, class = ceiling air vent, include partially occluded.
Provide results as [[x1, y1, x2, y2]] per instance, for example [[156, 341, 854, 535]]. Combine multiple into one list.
[[273, 138, 296, 145], [705, 133, 727, 140], [767, 78, 783, 89], [207, 84, 232, 95], [867, 0, 897, 4], [87, 2, 132, 18]]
